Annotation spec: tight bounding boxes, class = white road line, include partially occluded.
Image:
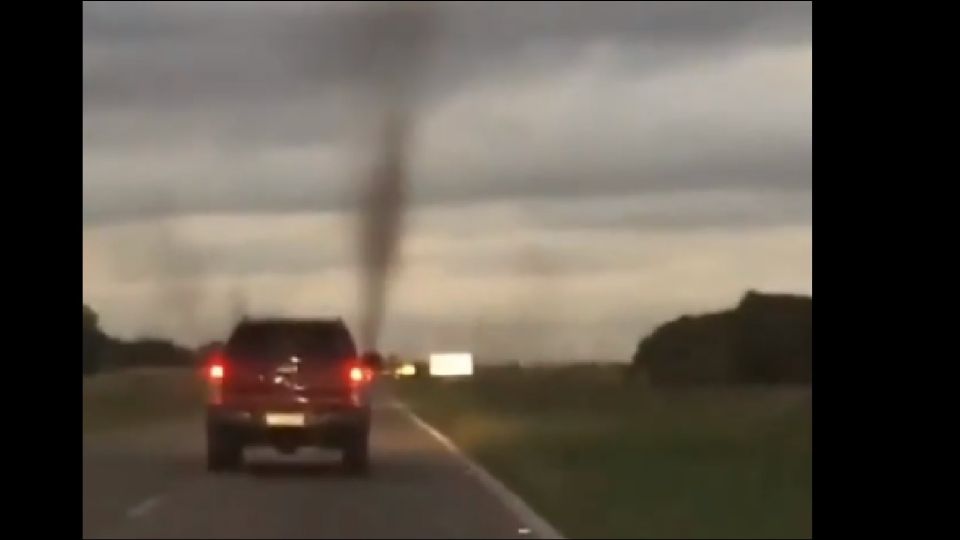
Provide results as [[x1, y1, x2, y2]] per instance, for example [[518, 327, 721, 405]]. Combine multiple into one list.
[[392, 401, 566, 540], [126, 495, 163, 519]]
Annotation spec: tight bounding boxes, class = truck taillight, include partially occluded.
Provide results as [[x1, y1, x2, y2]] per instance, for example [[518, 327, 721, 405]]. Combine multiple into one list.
[[209, 363, 225, 380], [207, 354, 226, 406], [348, 363, 373, 385]]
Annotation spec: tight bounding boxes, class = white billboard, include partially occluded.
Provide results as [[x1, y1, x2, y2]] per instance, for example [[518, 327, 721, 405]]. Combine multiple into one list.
[[429, 352, 474, 377]]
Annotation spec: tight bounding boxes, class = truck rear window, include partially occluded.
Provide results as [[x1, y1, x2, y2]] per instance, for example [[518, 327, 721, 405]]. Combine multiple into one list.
[[225, 321, 357, 363]]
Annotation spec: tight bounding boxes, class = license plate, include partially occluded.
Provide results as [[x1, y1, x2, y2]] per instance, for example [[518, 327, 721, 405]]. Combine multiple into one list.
[[265, 413, 305, 427]]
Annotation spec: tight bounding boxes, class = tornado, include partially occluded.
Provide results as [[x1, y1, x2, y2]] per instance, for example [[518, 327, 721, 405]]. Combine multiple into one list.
[[351, 2, 436, 349], [358, 110, 410, 349]]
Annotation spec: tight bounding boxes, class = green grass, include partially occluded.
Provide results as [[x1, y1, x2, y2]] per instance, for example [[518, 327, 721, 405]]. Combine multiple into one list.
[[83, 367, 204, 433], [394, 365, 812, 539]]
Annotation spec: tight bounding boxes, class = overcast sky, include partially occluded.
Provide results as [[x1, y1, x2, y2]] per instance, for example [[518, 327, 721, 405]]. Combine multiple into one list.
[[82, 1, 812, 361]]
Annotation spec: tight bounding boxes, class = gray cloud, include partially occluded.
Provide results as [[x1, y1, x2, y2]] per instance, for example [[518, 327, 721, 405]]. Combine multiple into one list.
[[84, 1, 811, 227], [99, 237, 345, 280], [84, 2, 810, 112], [523, 189, 813, 232]]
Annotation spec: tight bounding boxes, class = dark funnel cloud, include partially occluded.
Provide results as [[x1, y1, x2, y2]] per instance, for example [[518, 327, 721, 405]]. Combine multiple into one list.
[[333, 2, 437, 349], [359, 111, 410, 350]]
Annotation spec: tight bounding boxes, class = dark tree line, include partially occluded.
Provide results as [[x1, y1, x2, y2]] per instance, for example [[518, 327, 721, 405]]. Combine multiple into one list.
[[82, 304, 197, 377], [83, 304, 107, 375], [629, 291, 812, 386]]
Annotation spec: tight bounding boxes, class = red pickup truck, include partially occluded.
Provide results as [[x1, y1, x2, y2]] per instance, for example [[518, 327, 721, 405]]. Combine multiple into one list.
[[203, 318, 380, 475]]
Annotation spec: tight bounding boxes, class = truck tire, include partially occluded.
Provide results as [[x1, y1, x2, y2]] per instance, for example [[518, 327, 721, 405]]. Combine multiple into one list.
[[342, 428, 369, 475], [207, 425, 243, 472]]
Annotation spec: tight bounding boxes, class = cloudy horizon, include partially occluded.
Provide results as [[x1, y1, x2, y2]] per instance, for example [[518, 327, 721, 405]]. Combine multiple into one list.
[[82, 1, 812, 361]]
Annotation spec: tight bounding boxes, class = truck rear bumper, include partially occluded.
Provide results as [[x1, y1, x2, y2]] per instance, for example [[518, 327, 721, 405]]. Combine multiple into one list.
[[207, 405, 369, 449]]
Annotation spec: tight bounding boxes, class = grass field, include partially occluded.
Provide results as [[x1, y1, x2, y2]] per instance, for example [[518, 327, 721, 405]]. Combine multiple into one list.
[[394, 365, 812, 539], [83, 367, 204, 433]]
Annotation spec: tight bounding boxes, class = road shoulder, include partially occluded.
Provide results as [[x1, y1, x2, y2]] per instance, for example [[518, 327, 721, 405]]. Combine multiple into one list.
[[391, 400, 565, 540]]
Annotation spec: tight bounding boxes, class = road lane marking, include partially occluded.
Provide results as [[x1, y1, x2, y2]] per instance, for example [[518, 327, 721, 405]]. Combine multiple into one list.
[[391, 401, 566, 540], [126, 495, 163, 519]]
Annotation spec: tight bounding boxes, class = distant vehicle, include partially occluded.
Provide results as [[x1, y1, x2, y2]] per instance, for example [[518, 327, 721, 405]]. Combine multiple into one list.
[[203, 318, 381, 475], [395, 362, 417, 378]]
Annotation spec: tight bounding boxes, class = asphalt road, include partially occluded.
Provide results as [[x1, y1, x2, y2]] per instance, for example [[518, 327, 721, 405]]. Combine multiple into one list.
[[83, 398, 542, 539]]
